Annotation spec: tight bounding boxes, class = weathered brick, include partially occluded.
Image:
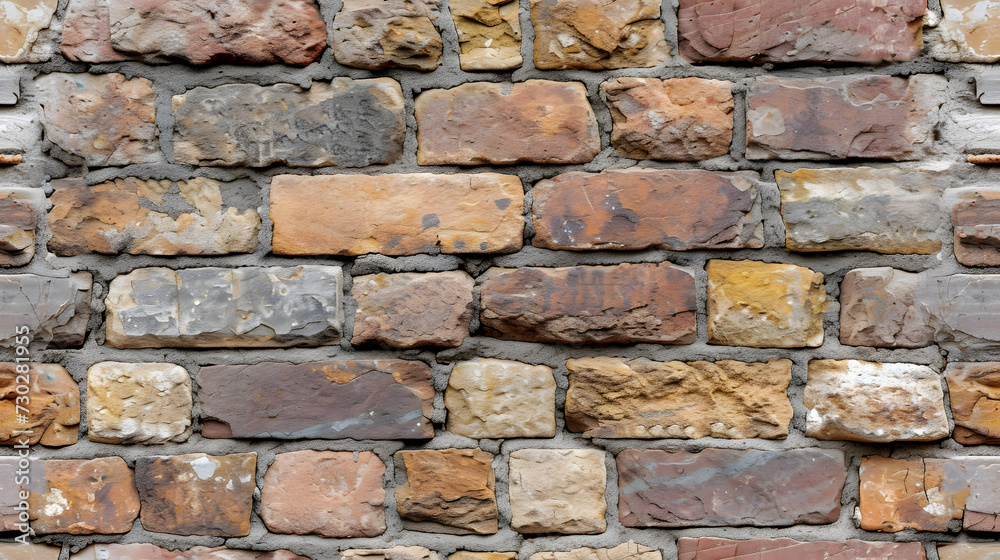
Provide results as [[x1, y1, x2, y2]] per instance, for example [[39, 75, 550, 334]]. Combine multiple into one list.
[[270, 173, 524, 256], [450, 0, 521, 70], [947, 362, 1000, 444], [332, 0, 442, 70], [415, 81, 599, 165], [444, 358, 556, 438], [0, 544, 60, 560], [602, 78, 733, 160], [618, 448, 846, 527], [48, 177, 260, 256], [939, 544, 1000, 560], [706, 260, 827, 348], [352, 271, 474, 348], [0, 188, 42, 266], [0, 0, 57, 63], [62, 0, 143, 62], [0, 273, 92, 349], [396, 448, 498, 535], [839, 267, 933, 348], [342, 549, 440, 560], [172, 78, 404, 167], [0, 363, 78, 446], [105, 266, 343, 348], [531, 169, 762, 251], [261, 450, 386, 538], [198, 360, 433, 440], [952, 193, 1000, 266], [965, 464, 1000, 531], [859, 455, 1000, 532], [804, 360, 949, 442], [29, 457, 140, 534], [86, 362, 193, 445], [933, 0, 1000, 62], [481, 263, 697, 345], [678, 0, 924, 64], [71, 545, 312, 560], [508, 449, 606, 534], [925, 274, 1000, 354], [530, 0, 668, 69], [531, 543, 660, 560], [677, 538, 927, 560], [777, 167, 943, 254], [34, 73, 160, 166], [451, 554, 516, 560], [0, 459, 25, 531], [135, 452, 255, 537], [746, 75, 945, 161], [565, 357, 792, 439]]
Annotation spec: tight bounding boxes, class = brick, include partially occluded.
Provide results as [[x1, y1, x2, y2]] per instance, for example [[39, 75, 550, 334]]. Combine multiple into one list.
[[61, 0, 140, 62], [602, 78, 733, 160], [0, 187, 42, 266], [415, 81, 599, 165], [746, 75, 945, 161], [0, 0, 57, 63], [0, 273, 92, 349], [0, 363, 78, 447], [938, 544, 1000, 560], [531, 169, 762, 251], [706, 260, 827, 348], [0, 459, 24, 530], [29, 457, 140, 534], [270, 173, 524, 256], [0, 544, 60, 560], [172, 78, 404, 167], [71, 545, 312, 560], [444, 358, 556, 438], [677, 538, 927, 560], [105, 266, 343, 348], [450, 0, 521, 70], [34, 73, 160, 166], [198, 360, 433, 440], [395, 448, 498, 535], [48, 177, 260, 256], [933, 0, 1000, 62], [342, 549, 440, 560], [678, 0, 924, 64], [481, 263, 697, 345], [804, 360, 949, 442], [531, 544, 660, 560], [332, 0, 442, 70], [352, 271, 474, 348], [508, 449, 606, 534], [965, 464, 1000, 531], [946, 362, 1000, 444], [86, 362, 193, 444], [261, 450, 386, 537], [530, 0, 668, 69], [839, 267, 933, 348], [777, 167, 943, 254], [0, 110, 41, 154], [451, 554, 515, 560], [618, 448, 846, 527], [928, 274, 1000, 354], [135, 452, 256, 537], [952, 193, 1000, 266], [565, 357, 792, 439]]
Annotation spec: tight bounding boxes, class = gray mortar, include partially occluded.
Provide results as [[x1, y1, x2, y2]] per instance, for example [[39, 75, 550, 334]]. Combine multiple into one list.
[[2, 0, 1000, 558]]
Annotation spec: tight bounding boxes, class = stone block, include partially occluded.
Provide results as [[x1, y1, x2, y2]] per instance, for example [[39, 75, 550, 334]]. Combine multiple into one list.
[[332, 0, 442, 70], [29, 457, 140, 534], [0, 272, 92, 349], [952, 192, 1000, 266], [86, 362, 193, 444], [947, 362, 1000, 444], [531, 544, 660, 560], [508, 449, 606, 534], [342, 549, 440, 560], [933, 0, 1000, 62], [938, 544, 1000, 560], [0, 545, 60, 560], [450, 0, 521, 70], [395, 448, 498, 535], [0, 363, 79, 446], [0, 188, 42, 266], [444, 358, 556, 439], [0, 0, 58, 63], [71, 545, 312, 560], [839, 267, 933, 348], [677, 538, 927, 560]]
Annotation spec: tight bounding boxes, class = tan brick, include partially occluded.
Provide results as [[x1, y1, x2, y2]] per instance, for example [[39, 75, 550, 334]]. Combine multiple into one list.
[[332, 0, 441, 70], [86, 362, 193, 444], [0, 188, 42, 266], [0, 0, 57, 63], [395, 449, 498, 535], [0, 363, 79, 446], [71, 544, 313, 560], [445, 358, 556, 438], [946, 362, 1000, 444], [450, 0, 521, 70], [531, 544, 660, 560], [509, 449, 606, 534], [933, 0, 1000, 62]]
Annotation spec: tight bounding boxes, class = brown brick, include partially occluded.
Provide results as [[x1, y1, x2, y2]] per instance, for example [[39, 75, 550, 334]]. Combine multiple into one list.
[[0, 363, 79, 446], [135, 452, 255, 537], [28, 457, 140, 535], [952, 194, 1000, 266], [481, 263, 696, 345], [947, 362, 1000, 444], [0, 188, 42, 266], [416, 81, 599, 165], [839, 268, 933, 348], [395, 449, 498, 535], [261, 450, 386, 537], [270, 173, 524, 256], [450, 0, 521, 70], [746, 75, 945, 161], [678, 0, 924, 64], [352, 271, 474, 348], [602, 78, 733, 160], [532, 169, 762, 251], [332, 0, 442, 70], [618, 448, 846, 527], [677, 538, 927, 560]]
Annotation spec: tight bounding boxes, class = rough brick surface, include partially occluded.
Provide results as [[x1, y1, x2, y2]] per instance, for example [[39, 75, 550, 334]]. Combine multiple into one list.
[[839, 267, 933, 348], [617, 448, 846, 527], [938, 544, 1000, 560], [105, 266, 343, 348], [565, 357, 792, 439], [198, 360, 433, 440], [0, 0, 57, 63], [0, 544, 60, 560], [332, 0, 442, 70], [481, 263, 697, 345], [933, 0, 1000, 62], [746, 75, 945, 161], [29, 457, 140, 535], [0, 273, 92, 349], [532, 169, 762, 251], [86, 362, 193, 444], [450, 0, 521, 70], [135, 452, 256, 537], [444, 358, 556, 438], [509, 449, 607, 534], [270, 173, 524, 256], [0, 188, 42, 266], [342, 548, 440, 560], [677, 538, 927, 560], [531, 544, 660, 560], [415, 81, 600, 165], [946, 362, 1000, 444], [678, 0, 924, 64], [395, 449, 498, 535], [952, 193, 1000, 266], [0, 363, 79, 446], [71, 545, 312, 560], [602, 78, 733, 160], [61, 0, 138, 62], [261, 450, 386, 538], [172, 79, 405, 167]]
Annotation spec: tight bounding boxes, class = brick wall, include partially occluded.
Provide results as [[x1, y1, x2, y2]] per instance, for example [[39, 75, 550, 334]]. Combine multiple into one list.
[[1, 0, 1000, 559]]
